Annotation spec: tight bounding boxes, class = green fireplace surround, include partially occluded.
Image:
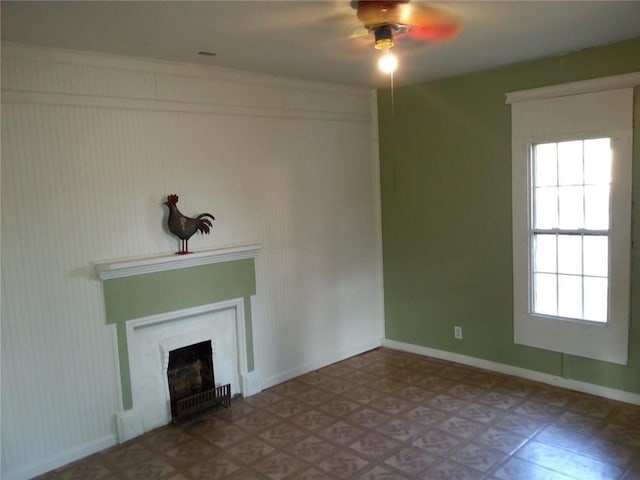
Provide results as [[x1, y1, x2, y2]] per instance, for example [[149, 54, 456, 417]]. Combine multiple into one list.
[[95, 244, 260, 410]]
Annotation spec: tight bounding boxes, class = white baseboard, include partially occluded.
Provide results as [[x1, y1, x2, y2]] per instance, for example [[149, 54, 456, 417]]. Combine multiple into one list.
[[261, 339, 382, 390], [241, 370, 262, 397], [382, 339, 640, 406], [3, 434, 117, 480], [116, 409, 145, 443]]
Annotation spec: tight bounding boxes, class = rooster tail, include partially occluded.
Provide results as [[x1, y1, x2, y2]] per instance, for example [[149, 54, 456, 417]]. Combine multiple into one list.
[[196, 213, 215, 235]]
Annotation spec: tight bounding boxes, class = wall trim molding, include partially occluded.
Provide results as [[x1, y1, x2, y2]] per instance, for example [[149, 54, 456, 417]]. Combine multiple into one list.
[[505, 71, 640, 104], [1, 91, 372, 123], [94, 243, 261, 279], [382, 339, 640, 406], [1, 42, 370, 94], [1, 43, 373, 123]]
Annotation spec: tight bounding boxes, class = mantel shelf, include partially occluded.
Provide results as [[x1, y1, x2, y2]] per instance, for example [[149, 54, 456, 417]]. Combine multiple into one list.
[[94, 243, 261, 280]]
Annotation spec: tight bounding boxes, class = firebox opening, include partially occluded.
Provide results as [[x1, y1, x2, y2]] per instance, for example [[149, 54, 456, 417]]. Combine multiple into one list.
[[166, 340, 231, 422], [167, 340, 215, 418]]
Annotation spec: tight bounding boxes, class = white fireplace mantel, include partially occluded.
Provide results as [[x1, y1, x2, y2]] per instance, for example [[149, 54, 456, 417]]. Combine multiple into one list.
[[94, 243, 261, 280]]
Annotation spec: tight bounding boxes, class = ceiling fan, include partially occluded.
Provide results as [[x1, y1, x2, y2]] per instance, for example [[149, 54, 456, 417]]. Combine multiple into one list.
[[350, 0, 461, 73], [351, 0, 461, 48]]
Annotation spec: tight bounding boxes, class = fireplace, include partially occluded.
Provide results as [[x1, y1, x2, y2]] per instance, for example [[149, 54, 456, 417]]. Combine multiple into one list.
[[166, 340, 231, 422], [95, 244, 262, 442]]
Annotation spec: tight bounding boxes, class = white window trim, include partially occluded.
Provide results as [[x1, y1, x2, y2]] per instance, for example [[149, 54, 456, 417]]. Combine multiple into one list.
[[508, 73, 639, 365]]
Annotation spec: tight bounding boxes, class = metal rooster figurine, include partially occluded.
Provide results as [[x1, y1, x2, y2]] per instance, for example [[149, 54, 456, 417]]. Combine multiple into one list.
[[164, 194, 215, 255]]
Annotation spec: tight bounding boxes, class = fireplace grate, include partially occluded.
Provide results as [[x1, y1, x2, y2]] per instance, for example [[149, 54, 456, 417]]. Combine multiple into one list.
[[173, 383, 231, 423]]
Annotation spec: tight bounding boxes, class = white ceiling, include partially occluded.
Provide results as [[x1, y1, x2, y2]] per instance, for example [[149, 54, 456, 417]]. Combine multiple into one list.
[[2, 1, 640, 88]]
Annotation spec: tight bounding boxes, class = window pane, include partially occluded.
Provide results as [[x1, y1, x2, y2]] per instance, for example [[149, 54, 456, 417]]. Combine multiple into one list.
[[558, 186, 584, 229], [584, 138, 611, 185], [534, 143, 557, 187], [534, 234, 556, 273], [528, 136, 614, 325], [584, 185, 610, 230], [557, 235, 582, 275], [558, 141, 583, 186], [534, 187, 558, 229], [584, 276, 608, 322], [534, 273, 557, 316], [583, 236, 608, 277], [558, 274, 582, 319]]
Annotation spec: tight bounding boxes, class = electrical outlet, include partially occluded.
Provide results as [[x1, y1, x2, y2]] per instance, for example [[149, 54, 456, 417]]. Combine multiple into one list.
[[454, 326, 463, 340]]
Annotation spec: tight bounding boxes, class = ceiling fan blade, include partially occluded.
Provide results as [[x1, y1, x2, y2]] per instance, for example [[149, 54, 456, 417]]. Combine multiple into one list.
[[393, 3, 458, 28], [349, 26, 372, 39], [406, 22, 461, 42]]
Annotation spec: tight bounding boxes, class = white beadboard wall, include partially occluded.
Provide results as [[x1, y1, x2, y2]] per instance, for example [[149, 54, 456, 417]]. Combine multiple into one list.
[[0, 44, 384, 479]]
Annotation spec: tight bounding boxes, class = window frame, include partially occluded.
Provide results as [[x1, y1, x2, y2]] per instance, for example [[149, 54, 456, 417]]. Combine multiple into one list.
[[508, 77, 637, 365]]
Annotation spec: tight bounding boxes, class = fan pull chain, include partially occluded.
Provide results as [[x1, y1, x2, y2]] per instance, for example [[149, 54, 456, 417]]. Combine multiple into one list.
[[390, 71, 397, 192]]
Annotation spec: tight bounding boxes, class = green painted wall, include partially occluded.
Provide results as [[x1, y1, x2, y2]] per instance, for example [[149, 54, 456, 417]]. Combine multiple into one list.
[[379, 37, 640, 394], [103, 259, 257, 409]]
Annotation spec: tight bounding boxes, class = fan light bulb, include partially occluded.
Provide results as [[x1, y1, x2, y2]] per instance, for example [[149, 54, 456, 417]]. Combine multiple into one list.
[[378, 50, 398, 74]]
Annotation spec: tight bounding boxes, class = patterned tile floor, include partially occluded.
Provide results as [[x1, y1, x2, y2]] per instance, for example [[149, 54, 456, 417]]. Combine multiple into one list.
[[38, 348, 640, 479]]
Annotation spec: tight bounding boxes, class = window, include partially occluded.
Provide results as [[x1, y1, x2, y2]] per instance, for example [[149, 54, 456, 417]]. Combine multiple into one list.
[[531, 138, 611, 323], [508, 74, 638, 365]]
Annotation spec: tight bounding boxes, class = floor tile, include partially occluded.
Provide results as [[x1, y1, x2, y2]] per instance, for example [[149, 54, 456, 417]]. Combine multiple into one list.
[[163, 438, 215, 467], [295, 467, 339, 480], [491, 456, 572, 480], [317, 450, 370, 478], [423, 459, 485, 480], [403, 405, 447, 427], [477, 390, 522, 410], [383, 445, 438, 475], [292, 408, 337, 430], [412, 429, 462, 457], [374, 395, 416, 415], [99, 441, 154, 468], [417, 375, 456, 392], [258, 422, 309, 446], [347, 406, 392, 428], [429, 394, 467, 413], [436, 416, 487, 439], [552, 410, 603, 435], [492, 412, 545, 437], [226, 437, 276, 464], [342, 386, 384, 404], [350, 432, 402, 458], [282, 435, 336, 463], [317, 398, 363, 417], [319, 420, 367, 445], [358, 464, 413, 479], [475, 428, 527, 455], [450, 442, 506, 473], [601, 421, 640, 448], [187, 455, 240, 480], [252, 451, 307, 480], [233, 410, 281, 432], [514, 400, 562, 420], [199, 422, 248, 448], [38, 459, 117, 480], [446, 383, 485, 401], [515, 440, 625, 480], [265, 397, 311, 418], [457, 402, 502, 424], [35, 348, 640, 480], [376, 418, 425, 442]]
